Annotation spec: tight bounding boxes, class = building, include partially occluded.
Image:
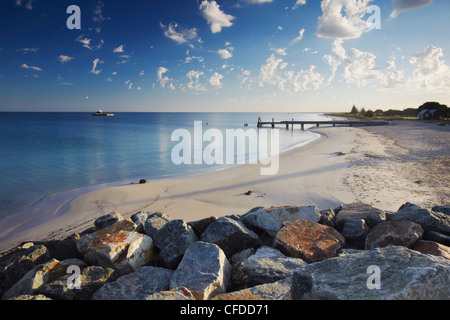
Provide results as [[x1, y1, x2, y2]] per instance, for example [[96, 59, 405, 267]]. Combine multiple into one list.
[[418, 109, 439, 120]]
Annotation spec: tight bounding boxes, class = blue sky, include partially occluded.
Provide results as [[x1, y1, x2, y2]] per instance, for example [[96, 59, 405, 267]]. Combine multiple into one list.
[[0, 0, 449, 112]]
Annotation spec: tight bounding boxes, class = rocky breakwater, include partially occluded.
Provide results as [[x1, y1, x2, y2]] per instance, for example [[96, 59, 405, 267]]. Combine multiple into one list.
[[1, 202, 450, 300]]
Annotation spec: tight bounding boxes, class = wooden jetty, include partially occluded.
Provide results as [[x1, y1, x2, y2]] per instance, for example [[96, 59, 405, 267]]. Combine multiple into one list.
[[257, 117, 390, 131]]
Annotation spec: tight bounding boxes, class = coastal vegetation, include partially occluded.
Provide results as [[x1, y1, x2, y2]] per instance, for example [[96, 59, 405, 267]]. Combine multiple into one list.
[[329, 101, 449, 121]]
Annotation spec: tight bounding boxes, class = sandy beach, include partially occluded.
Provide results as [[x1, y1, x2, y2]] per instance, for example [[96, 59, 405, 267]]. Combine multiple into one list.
[[0, 120, 448, 252]]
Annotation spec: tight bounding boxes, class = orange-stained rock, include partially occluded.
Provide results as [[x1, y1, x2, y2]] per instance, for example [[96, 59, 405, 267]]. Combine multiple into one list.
[[412, 240, 450, 260], [273, 220, 345, 263]]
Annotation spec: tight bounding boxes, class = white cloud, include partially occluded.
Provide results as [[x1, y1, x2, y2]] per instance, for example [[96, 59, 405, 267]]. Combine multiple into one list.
[[199, 0, 235, 34], [209, 72, 224, 88], [20, 63, 43, 71], [291, 28, 305, 44], [93, 1, 110, 23], [187, 70, 206, 91], [217, 49, 233, 59], [139, 70, 145, 76], [293, 0, 306, 10], [160, 22, 199, 44], [16, 0, 35, 10], [76, 36, 93, 50], [316, 0, 372, 39], [113, 45, 125, 53], [409, 46, 450, 92], [58, 55, 74, 63], [157, 67, 174, 89], [90, 58, 102, 75], [390, 0, 433, 19], [18, 48, 39, 54]]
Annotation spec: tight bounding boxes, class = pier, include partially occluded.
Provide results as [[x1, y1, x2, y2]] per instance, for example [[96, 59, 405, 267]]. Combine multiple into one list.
[[257, 117, 390, 131]]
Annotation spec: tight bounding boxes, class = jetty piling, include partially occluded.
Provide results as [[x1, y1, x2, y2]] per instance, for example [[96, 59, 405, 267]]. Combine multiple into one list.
[[257, 117, 390, 131]]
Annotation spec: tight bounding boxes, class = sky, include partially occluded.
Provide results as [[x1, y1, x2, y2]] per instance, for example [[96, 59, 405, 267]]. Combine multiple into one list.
[[0, 0, 449, 112]]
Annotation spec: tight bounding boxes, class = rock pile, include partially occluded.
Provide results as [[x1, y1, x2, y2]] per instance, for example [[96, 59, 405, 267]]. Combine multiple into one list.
[[1, 202, 449, 300]]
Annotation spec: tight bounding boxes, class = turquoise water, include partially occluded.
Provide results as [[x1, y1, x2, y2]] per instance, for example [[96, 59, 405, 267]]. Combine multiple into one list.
[[0, 112, 327, 217]]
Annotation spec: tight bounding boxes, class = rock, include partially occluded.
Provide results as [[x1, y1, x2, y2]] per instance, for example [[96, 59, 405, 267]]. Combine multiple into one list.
[[432, 206, 450, 216], [92, 266, 174, 300], [189, 216, 217, 236], [153, 219, 198, 269], [318, 209, 336, 228], [77, 222, 156, 275], [273, 220, 345, 263], [340, 219, 370, 243], [297, 246, 450, 300], [9, 294, 52, 300], [413, 241, 450, 260], [144, 212, 171, 239], [2, 258, 86, 300], [393, 203, 450, 236], [365, 221, 423, 250], [213, 278, 292, 300], [231, 248, 255, 267], [139, 179, 147, 184], [94, 212, 124, 230], [231, 247, 305, 290], [201, 217, 261, 257], [170, 242, 232, 300], [130, 211, 152, 233], [291, 271, 315, 300], [0, 243, 50, 296], [34, 234, 82, 261], [424, 230, 450, 246], [241, 206, 320, 237], [335, 202, 386, 229], [39, 266, 116, 300], [146, 287, 195, 300]]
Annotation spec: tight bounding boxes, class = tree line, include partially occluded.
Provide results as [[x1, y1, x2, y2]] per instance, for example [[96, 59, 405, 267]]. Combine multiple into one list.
[[349, 102, 449, 119]]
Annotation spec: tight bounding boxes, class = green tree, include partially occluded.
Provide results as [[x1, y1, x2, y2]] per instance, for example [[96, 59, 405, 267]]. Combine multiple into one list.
[[350, 105, 358, 114]]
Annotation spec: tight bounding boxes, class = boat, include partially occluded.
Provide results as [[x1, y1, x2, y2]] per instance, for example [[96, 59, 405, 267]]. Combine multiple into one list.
[[92, 109, 114, 117]]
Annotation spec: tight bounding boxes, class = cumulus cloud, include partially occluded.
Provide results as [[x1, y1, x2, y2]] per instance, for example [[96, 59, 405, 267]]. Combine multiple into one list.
[[316, 0, 372, 39], [187, 70, 206, 91], [390, 0, 433, 19], [293, 0, 307, 10], [209, 72, 224, 88], [58, 55, 74, 63], [216, 48, 233, 59], [409, 46, 450, 92], [259, 50, 323, 93], [157, 67, 174, 89], [160, 22, 199, 44], [199, 0, 235, 34]]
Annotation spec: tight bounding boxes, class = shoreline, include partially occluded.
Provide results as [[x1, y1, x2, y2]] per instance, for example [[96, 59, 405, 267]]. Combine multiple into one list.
[[1, 119, 448, 252]]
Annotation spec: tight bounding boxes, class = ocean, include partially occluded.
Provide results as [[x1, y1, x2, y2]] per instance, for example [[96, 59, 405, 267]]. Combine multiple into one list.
[[0, 112, 328, 218]]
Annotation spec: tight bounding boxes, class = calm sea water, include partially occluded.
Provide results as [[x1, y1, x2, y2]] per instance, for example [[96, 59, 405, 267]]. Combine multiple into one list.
[[0, 112, 327, 218]]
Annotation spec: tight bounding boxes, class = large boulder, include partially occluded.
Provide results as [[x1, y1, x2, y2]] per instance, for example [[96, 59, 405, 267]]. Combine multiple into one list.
[[39, 266, 117, 300], [0, 243, 50, 296], [294, 246, 450, 300], [92, 266, 174, 300], [201, 217, 262, 257], [273, 220, 345, 263], [432, 206, 450, 216], [170, 242, 232, 300], [144, 212, 171, 239], [2, 258, 86, 300], [213, 278, 292, 300], [241, 206, 320, 237], [94, 213, 124, 230], [77, 220, 156, 275], [393, 203, 450, 236], [365, 221, 423, 250], [412, 241, 450, 261], [231, 247, 305, 290], [153, 219, 198, 269], [335, 202, 386, 229], [340, 219, 370, 243], [145, 287, 195, 300]]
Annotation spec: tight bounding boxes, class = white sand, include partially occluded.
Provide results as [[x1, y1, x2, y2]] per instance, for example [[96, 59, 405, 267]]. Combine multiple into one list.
[[1, 120, 448, 252]]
